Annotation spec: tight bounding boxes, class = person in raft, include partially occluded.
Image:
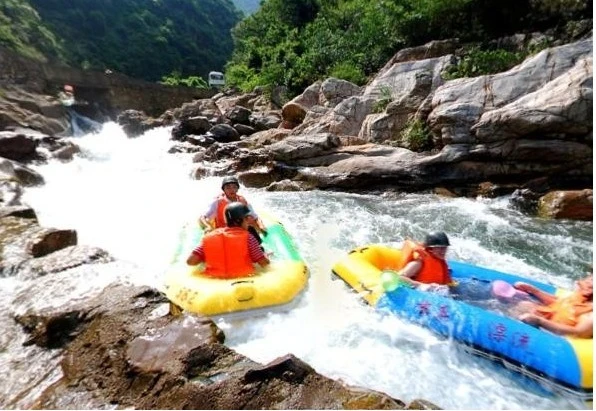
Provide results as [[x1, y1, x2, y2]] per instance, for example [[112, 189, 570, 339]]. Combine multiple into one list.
[[199, 176, 267, 243], [187, 202, 270, 276], [396, 231, 454, 290], [512, 271, 593, 338]]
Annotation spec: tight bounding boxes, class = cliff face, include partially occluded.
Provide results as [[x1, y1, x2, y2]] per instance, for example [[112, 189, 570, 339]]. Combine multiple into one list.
[[0, 46, 215, 119]]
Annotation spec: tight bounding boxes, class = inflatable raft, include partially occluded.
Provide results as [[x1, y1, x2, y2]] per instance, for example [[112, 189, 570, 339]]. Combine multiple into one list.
[[165, 212, 308, 318], [332, 244, 593, 401]]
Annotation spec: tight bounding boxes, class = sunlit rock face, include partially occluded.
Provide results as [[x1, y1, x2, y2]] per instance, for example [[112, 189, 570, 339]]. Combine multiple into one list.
[[9, 283, 415, 410]]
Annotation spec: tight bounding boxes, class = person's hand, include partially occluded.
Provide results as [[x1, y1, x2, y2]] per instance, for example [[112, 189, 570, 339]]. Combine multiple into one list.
[[514, 282, 535, 293], [519, 313, 541, 326]]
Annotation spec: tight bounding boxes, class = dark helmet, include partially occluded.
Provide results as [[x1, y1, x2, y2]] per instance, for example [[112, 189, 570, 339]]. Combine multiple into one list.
[[224, 202, 250, 226], [221, 176, 240, 190], [423, 231, 450, 248]]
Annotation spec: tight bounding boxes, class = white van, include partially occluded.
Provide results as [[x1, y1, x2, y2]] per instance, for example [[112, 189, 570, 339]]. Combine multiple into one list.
[[208, 71, 225, 88]]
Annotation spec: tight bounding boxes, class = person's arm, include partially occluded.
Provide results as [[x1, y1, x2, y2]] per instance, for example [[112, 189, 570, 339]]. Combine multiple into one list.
[[199, 215, 214, 231], [399, 260, 423, 287], [514, 282, 557, 305], [520, 312, 593, 338], [198, 202, 217, 231], [247, 235, 269, 267], [186, 244, 205, 265], [256, 217, 267, 234], [246, 204, 268, 234]]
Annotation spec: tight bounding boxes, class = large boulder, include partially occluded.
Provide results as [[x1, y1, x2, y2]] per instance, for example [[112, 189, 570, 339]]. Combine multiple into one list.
[[8, 283, 421, 409], [0, 158, 44, 186], [208, 123, 240, 143], [428, 39, 592, 145], [267, 133, 341, 162], [117, 109, 152, 138], [537, 189, 593, 220], [320, 77, 362, 107], [359, 56, 452, 144], [0, 131, 37, 161], [293, 96, 377, 137], [472, 57, 592, 142], [171, 116, 212, 141]]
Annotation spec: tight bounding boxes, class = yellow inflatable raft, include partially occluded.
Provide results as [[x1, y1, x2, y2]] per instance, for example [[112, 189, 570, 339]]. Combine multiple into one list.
[[164, 212, 308, 317]]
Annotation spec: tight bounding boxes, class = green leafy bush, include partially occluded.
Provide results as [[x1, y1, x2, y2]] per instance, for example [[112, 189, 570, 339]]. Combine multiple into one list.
[[372, 85, 393, 113], [329, 62, 366, 85], [225, 0, 589, 97], [443, 47, 524, 79], [400, 118, 432, 152]]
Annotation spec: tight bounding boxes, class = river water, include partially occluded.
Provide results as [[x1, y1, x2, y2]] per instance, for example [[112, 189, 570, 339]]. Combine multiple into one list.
[[2, 123, 592, 409]]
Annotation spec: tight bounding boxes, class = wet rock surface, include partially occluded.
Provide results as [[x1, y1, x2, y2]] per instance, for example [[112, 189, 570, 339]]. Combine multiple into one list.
[[11, 283, 419, 410]]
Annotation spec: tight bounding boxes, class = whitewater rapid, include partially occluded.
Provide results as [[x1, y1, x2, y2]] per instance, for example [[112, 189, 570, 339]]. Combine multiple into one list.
[[8, 123, 592, 409]]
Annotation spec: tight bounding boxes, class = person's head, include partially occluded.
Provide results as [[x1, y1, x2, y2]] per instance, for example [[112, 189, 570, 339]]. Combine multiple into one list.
[[423, 231, 450, 260], [224, 201, 251, 228], [221, 176, 240, 198], [64, 84, 74, 93]]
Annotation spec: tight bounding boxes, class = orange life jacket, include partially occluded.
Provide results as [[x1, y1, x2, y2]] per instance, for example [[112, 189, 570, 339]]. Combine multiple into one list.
[[401, 240, 452, 285], [214, 194, 248, 228], [535, 292, 593, 326], [202, 227, 254, 278]]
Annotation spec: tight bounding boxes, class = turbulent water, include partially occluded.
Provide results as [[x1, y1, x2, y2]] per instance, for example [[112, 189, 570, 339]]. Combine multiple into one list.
[[2, 123, 592, 409]]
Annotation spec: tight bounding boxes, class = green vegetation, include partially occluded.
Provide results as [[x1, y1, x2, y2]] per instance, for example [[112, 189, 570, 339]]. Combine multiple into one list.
[[400, 118, 432, 152], [443, 39, 552, 79], [6, 0, 242, 82], [160, 71, 208, 89], [0, 0, 66, 61], [373, 86, 393, 114], [1, 0, 590, 93], [226, 0, 591, 95], [443, 48, 525, 79]]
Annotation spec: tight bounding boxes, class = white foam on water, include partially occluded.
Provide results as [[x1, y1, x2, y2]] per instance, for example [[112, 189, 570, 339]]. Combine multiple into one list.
[[8, 123, 590, 410]]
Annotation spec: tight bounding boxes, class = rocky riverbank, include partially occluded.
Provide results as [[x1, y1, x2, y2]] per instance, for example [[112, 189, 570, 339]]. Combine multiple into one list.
[[2, 35, 592, 221], [0, 28, 592, 410]]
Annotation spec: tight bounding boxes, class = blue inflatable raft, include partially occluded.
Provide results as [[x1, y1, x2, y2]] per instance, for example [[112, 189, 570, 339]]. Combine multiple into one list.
[[332, 244, 593, 402]]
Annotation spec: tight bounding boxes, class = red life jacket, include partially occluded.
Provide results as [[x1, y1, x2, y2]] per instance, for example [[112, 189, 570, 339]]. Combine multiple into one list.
[[535, 292, 593, 326], [214, 194, 248, 228], [401, 240, 452, 285], [202, 227, 254, 278]]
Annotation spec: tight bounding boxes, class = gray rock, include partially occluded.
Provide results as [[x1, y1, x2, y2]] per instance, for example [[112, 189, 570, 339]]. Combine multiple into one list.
[[208, 123, 240, 143]]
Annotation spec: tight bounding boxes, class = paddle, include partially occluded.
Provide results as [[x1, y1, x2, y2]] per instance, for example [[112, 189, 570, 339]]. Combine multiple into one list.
[[491, 280, 529, 301]]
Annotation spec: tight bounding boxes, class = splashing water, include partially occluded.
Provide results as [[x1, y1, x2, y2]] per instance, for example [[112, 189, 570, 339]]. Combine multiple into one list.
[[2, 123, 591, 409]]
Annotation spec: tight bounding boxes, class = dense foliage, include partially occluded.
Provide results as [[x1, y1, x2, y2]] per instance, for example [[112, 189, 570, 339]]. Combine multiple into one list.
[[0, 0, 67, 61], [3, 0, 241, 82], [226, 0, 592, 94]]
